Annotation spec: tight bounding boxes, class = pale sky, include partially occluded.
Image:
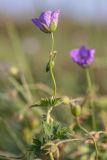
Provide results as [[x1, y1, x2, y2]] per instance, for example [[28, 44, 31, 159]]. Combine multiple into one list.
[[0, 0, 107, 24]]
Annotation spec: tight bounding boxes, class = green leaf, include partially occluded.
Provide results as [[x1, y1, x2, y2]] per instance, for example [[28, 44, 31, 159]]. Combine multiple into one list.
[[30, 97, 62, 108]]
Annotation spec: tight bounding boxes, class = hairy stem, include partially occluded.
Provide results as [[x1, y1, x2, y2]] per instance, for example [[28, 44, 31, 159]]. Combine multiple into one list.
[[46, 33, 57, 123], [50, 32, 56, 97], [50, 65, 56, 97], [51, 32, 54, 53]]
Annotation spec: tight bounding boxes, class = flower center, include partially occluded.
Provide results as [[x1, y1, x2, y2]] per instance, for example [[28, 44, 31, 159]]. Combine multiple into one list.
[[79, 46, 90, 60]]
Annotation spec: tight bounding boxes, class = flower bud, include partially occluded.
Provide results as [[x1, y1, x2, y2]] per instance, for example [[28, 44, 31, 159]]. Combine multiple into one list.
[[63, 96, 70, 105], [10, 67, 19, 76], [70, 104, 81, 117], [31, 119, 39, 129], [46, 60, 55, 72], [32, 10, 60, 33], [23, 128, 32, 142]]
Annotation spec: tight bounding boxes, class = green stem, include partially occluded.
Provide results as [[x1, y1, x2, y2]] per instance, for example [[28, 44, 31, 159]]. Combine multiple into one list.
[[92, 138, 99, 160], [78, 123, 98, 160], [46, 33, 56, 123], [50, 33, 56, 97], [47, 106, 53, 123], [78, 123, 89, 134], [51, 32, 54, 53], [86, 68, 92, 92], [85, 68, 96, 130], [50, 65, 56, 97], [49, 152, 54, 160], [56, 138, 83, 146]]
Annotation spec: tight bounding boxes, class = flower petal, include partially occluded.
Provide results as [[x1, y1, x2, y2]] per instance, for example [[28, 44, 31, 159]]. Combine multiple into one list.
[[51, 9, 60, 25], [70, 46, 95, 66], [32, 18, 43, 29], [32, 18, 50, 33], [39, 10, 52, 27], [86, 48, 95, 64], [70, 48, 80, 63], [90, 48, 96, 56]]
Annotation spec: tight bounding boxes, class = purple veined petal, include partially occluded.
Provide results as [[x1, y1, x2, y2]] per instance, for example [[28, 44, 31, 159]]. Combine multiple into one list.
[[79, 46, 95, 59], [39, 10, 52, 27], [32, 18, 43, 29], [51, 9, 60, 25], [70, 48, 80, 63], [32, 18, 50, 33], [86, 48, 96, 64], [86, 59, 94, 65], [89, 48, 96, 57]]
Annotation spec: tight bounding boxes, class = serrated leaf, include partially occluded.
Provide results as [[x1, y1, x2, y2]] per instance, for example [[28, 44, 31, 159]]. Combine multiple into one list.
[[30, 97, 62, 108], [33, 139, 42, 146]]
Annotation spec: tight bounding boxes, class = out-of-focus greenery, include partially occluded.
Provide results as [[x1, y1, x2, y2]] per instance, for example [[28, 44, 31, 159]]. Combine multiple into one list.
[[0, 16, 107, 160]]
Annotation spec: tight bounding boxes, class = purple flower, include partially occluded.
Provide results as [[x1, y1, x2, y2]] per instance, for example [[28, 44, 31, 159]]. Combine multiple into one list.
[[32, 9, 60, 33], [70, 46, 95, 67]]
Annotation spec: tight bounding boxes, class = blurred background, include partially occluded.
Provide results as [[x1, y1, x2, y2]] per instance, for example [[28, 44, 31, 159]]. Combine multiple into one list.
[[0, 0, 107, 159]]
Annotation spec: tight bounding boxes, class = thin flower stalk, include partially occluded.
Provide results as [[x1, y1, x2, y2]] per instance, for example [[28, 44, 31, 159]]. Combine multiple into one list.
[[86, 68, 96, 130], [47, 33, 57, 123]]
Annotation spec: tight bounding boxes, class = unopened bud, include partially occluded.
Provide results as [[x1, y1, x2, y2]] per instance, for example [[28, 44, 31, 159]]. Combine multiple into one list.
[[70, 104, 81, 117], [10, 67, 19, 76], [63, 96, 70, 105], [46, 60, 55, 72]]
